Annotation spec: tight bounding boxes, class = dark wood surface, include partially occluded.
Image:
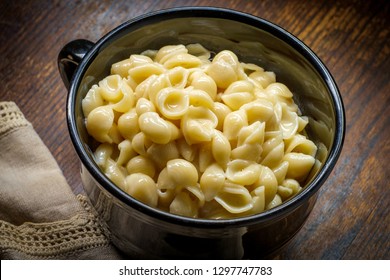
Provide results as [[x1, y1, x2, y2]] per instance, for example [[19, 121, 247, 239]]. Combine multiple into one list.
[[1, 0, 389, 260]]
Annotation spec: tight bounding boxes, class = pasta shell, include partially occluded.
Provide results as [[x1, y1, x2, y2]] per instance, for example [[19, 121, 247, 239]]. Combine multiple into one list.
[[188, 71, 217, 100], [169, 191, 198, 218], [86, 105, 114, 143], [117, 108, 139, 140], [226, 159, 261, 185], [284, 134, 318, 157], [211, 130, 231, 168], [138, 112, 172, 144], [237, 121, 265, 146], [185, 184, 205, 207], [283, 152, 316, 182], [98, 74, 123, 102], [200, 163, 225, 201], [126, 155, 156, 179], [249, 70, 275, 88], [166, 159, 198, 187], [214, 181, 253, 214], [105, 159, 127, 190], [111, 58, 132, 78], [128, 62, 164, 84], [241, 98, 274, 124], [189, 89, 214, 109], [155, 45, 188, 64], [181, 106, 218, 145], [250, 165, 278, 205], [266, 194, 282, 210], [156, 88, 189, 120], [166, 67, 189, 88], [212, 102, 232, 131], [147, 141, 180, 171], [249, 186, 266, 214], [124, 173, 158, 207], [94, 143, 113, 169], [136, 97, 156, 115], [112, 80, 135, 113], [117, 139, 137, 166], [223, 110, 248, 141], [231, 143, 262, 162], [82, 85, 104, 117]]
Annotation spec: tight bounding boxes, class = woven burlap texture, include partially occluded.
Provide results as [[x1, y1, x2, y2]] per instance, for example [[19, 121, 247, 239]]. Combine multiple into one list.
[[0, 102, 122, 259]]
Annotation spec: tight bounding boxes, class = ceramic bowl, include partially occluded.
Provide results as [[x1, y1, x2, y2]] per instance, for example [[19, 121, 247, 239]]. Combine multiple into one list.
[[58, 7, 345, 259]]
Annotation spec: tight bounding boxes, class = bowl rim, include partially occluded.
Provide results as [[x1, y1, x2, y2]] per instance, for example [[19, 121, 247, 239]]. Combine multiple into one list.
[[67, 6, 345, 228]]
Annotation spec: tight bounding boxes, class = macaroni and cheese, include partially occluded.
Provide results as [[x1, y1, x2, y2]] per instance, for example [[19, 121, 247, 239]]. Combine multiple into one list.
[[82, 44, 317, 219]]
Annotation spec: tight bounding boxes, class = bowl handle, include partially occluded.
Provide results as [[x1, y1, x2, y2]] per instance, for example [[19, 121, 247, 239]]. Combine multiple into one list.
[[57, 39, 94, 90]]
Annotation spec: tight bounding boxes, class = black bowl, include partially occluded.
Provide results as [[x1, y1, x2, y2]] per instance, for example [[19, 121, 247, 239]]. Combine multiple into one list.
[[58, 7, 345, 259]]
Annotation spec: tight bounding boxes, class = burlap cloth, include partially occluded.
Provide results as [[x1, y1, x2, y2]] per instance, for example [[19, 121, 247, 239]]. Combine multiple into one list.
[[0, 101, 122, 259]]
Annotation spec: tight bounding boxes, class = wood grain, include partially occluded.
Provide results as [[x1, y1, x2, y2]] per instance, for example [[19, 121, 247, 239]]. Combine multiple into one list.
[[0, 0, 389, 259]]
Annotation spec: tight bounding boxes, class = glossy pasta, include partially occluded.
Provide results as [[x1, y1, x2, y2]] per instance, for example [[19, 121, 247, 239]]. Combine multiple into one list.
[[82, 44, 317, 219]]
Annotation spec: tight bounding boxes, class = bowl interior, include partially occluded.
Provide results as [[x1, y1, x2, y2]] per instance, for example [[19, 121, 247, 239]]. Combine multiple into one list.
[[70, 8, 343, 223]]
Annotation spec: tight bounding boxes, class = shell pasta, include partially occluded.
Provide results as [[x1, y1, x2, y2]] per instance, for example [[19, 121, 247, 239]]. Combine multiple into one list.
[[82, 44, 317, 219]]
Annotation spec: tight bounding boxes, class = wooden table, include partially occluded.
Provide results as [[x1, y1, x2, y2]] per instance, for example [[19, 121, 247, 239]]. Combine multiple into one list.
[[1, 0, 388, 259]]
